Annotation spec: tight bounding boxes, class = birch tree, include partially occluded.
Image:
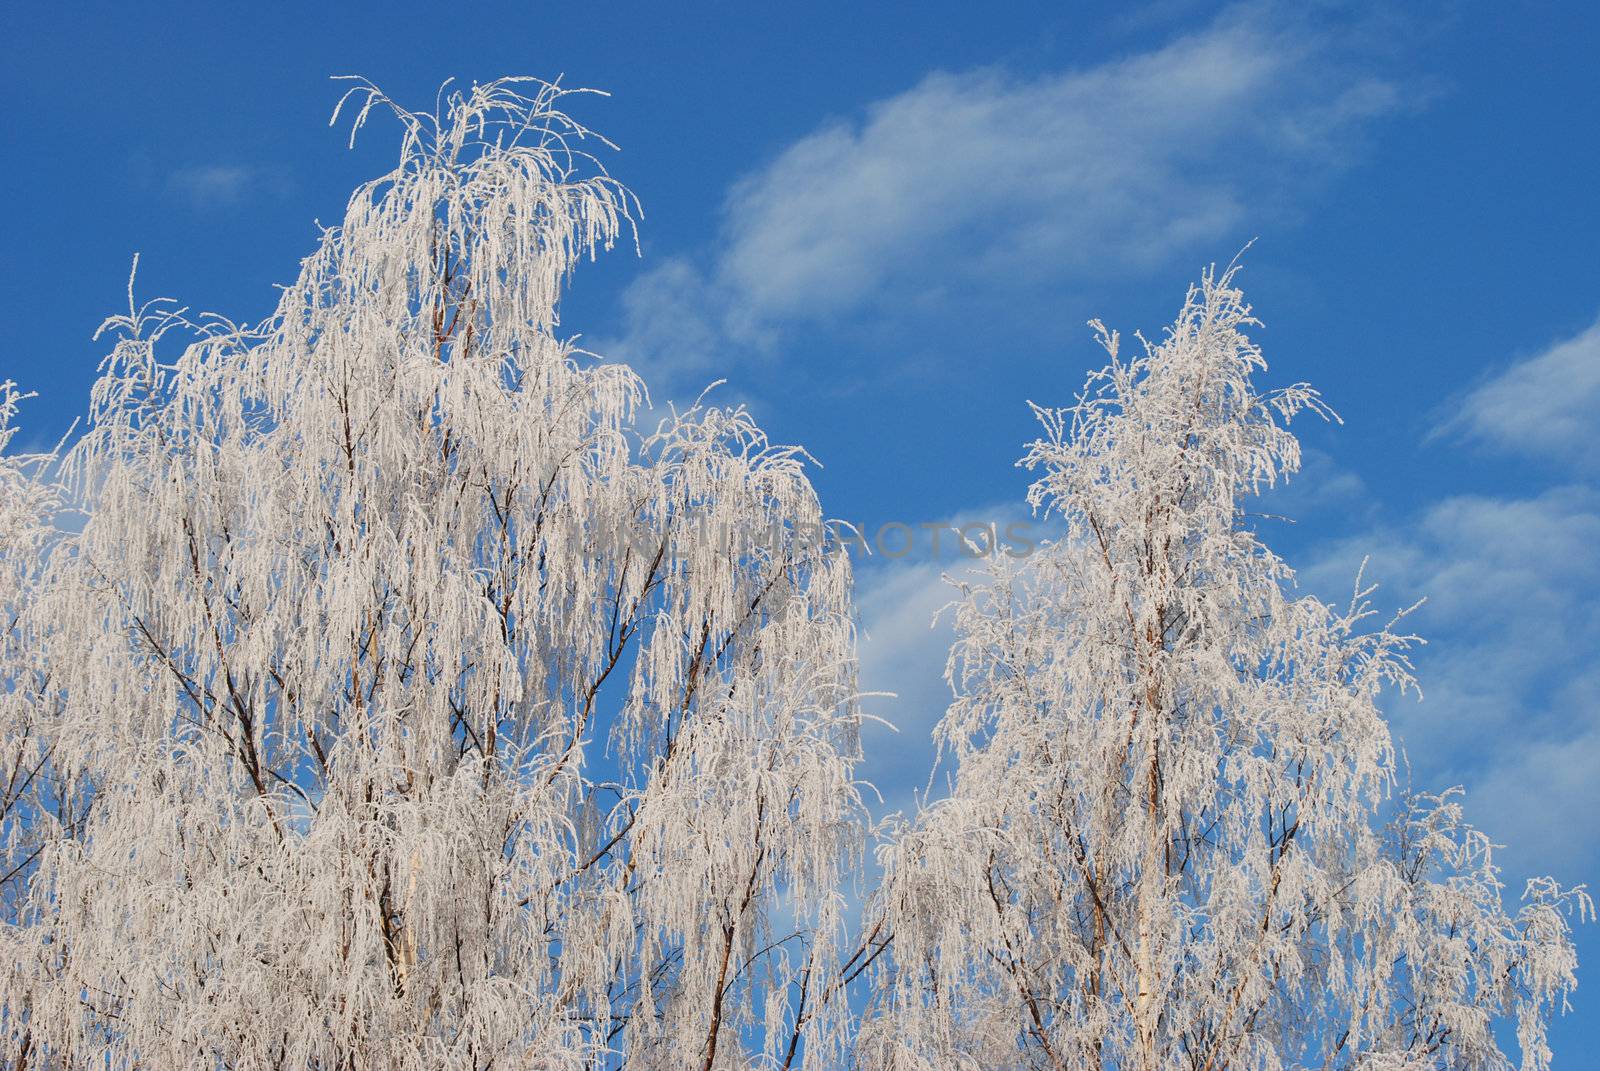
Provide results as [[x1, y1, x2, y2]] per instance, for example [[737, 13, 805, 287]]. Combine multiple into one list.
[[0, 79, 867, 1071], [0, 382, 78, 950], [858, 267, 1589, 1071]]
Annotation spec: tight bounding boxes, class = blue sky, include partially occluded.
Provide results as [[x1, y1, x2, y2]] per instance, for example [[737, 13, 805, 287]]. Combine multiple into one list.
[[5, 0, 1599, 1057]]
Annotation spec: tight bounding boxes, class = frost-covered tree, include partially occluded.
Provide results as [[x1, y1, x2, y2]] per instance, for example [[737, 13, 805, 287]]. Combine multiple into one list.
[[0, 80, 867, 1070], [858, 268, 1589, 1071], [0, 382, 78, 947]]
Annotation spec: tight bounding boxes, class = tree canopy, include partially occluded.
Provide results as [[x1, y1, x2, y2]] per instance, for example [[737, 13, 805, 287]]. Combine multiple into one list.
[[0, 79, 1586, 1071]]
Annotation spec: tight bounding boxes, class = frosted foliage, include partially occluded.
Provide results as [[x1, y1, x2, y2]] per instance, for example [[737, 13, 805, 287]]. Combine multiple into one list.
[[1, 382, 79, 962], [0, 81, 866, 1070], [859, 270, 1590, 1071], [0, 78, 1586, 1071]]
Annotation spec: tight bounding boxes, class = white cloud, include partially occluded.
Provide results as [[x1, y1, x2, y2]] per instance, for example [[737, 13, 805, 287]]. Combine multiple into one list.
[[597, 258, 774, 389], [596, 5, 1407, 392], [1297, 486, 1600, 885], [718, 20, 1377, 321], [1444, 314, 1600, 468], [1468, 720, 1600, 887], [167, 163, 291, 209], [854, 554, 966, 815], [851, 503, 1050, 816], [1255, 445, 1373, 528]]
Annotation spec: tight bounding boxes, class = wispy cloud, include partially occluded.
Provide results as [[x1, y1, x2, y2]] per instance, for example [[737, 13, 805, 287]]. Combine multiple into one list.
[[1442, 313, 1600, 468], [1335, 309, 1600, 886], [852, 502, 1050, 816], [597, 5, 1410, 393], [167, 163, 292, 209], [598, 257, 774, 388], [1298, 486, 1600, 885], [855, 553, 967, 814], [1257, 446, 1374, 527]]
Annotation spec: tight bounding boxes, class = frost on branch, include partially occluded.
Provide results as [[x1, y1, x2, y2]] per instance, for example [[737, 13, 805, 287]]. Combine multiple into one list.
[[858, 268, 1589, 1071], [1, 382, 81, 1013], [0, 76, 1587, 1071], [1, 80, 866, 1070]]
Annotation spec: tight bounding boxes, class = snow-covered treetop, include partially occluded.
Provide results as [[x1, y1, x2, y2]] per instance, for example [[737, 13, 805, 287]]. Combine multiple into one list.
[[3, 78, 867, 1070], [0, 79, 1585, 1071], [861, 267, 1590, 1071]]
